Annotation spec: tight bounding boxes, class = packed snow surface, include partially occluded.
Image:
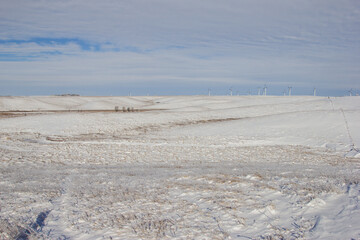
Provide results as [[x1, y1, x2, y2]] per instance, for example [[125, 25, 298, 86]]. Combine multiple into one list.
[[0, 95, 359, 239]]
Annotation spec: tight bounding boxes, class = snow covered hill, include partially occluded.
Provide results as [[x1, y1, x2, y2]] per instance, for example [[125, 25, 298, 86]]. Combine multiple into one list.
[[0, 96, 359, 239], [1, 95, 359, 156]]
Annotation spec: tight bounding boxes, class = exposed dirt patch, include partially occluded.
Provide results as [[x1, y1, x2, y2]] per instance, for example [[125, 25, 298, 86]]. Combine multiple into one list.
[[0, 109, 166, 119]]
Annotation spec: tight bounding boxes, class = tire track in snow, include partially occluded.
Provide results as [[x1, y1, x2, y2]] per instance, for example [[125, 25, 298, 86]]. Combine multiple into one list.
[[44, 176, 74, 240], [340, 108, 360, 156]]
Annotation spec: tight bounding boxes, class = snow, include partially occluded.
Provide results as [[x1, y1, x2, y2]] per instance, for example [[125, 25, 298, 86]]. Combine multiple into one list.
[[0, 95, 359, 239]]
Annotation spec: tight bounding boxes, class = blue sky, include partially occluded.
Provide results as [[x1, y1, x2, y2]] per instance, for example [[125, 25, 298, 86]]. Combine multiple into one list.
[[0, 0, 359, 96]]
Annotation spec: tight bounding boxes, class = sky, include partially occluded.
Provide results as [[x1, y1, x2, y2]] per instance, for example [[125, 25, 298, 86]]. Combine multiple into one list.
[[0, 0, 359, 96]]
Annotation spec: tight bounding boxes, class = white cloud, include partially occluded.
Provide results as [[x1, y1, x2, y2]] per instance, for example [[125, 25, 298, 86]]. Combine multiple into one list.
[[0, 48, 356, 89], [1, 0, 358, 46]]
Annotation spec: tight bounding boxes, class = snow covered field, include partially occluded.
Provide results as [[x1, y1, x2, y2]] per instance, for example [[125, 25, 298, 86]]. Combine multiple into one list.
[[0, 95, 359, 239]]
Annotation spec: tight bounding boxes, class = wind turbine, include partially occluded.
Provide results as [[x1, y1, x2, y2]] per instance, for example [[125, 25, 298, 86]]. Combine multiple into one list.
[[258, 87, 261, 96], [348, 89, 353, 96], [208, 88, 211, 96], [263, 85, 267, 96], [229, 87, 233, 96], [313, 88, 316, 96], [288, 86, 292, 96]]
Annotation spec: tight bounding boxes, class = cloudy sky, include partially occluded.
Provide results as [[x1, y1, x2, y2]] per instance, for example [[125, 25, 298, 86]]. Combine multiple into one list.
[[0, 0, 359, 96]]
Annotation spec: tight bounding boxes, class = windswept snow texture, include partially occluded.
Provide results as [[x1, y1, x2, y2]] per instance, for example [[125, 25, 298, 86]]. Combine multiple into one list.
[[0, 96, 359, 239]]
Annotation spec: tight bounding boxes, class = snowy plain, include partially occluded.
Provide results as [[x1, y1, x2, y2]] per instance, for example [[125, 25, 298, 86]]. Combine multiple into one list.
[[0, 95, 359, 239]]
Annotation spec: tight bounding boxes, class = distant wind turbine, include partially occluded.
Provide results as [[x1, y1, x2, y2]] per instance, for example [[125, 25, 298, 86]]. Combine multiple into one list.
[[263, 85, 267, 96]]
